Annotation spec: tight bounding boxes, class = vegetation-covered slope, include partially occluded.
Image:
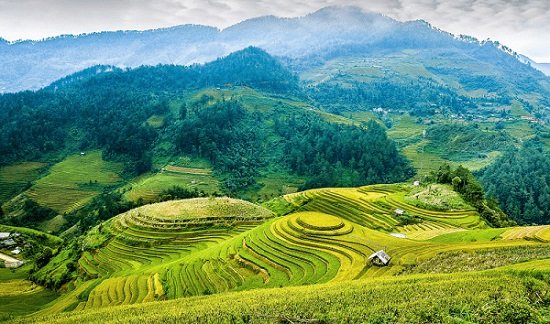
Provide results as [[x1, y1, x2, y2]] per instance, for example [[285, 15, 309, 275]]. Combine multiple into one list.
[[21, 184, 549, 320], [479, 142, 550, 224], [21, 267, 550, 324], [0, 49, 416, 233]]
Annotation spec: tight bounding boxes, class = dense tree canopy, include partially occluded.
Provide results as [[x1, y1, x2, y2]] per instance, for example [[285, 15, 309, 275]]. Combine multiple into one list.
[[431, 164, 513, 227], [479, 143, 550, 225], [0, 47, 298, 172], [172, 99, 414, 193]]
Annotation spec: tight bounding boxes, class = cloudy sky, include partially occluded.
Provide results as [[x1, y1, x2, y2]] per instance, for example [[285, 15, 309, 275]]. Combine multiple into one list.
[[0, 0, 548, 62]]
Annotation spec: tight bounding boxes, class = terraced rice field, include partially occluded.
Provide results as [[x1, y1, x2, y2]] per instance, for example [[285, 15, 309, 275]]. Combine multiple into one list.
[[402, 140, 450, 176], [501, 225, 550, 242], [284, 185, 483, 232], [0, 278, 59, 318], [35, 185, 550, 316], [0, 162, 46, 204], [26, 268, 550, 324], [23, 152, 124, 213]]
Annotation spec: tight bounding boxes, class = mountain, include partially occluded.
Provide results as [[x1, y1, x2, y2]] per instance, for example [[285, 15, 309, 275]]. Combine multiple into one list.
[[538, 63, 550, 76], [0, 47, 415, 232], [519, 55, 550, 76], [0, 6, 547, 94], [2, 7, 550, 322]]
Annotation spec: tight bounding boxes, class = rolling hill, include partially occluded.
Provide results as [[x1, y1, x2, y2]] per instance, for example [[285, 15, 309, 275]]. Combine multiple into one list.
[[4, 184, 549, 322], [0, 48, 420, 233], [1, 5, 550, 323], [1, 7, 550, 230], [2, 6, 550, 125]]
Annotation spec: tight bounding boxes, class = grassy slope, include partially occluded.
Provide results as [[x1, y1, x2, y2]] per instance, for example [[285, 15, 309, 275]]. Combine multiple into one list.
[[123, 156, 219, 203], [0, 266, 59, 321], [301, 56, 549, 176], [17, 184, 550, 320], [21, 267, 550, 323], [3, 85, 537, 214], [23, 151, 124, 214], [0, 162, 46, 205]]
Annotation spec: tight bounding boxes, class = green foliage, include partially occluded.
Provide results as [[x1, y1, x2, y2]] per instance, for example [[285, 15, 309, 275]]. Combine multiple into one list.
[[424, 123, 514, 161], [30, 242, 80, 290], [157, 186, 203, 201], [174, 100, 263, 193], [66, 192, 142, 233], [431, 164, 513, 227], [395, 213, 423, 226], [173, 99, 413, 194], [0, 47, 297, 173], [35, 247, 54, 268], [262, 197, 300, 216], [479, 142, 550, 225], [277, 118, 414, 189], [6, 200, 57, 228], [308, 77, 476, 116]]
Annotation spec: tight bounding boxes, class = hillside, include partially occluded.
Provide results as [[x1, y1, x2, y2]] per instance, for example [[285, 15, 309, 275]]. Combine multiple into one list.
[[0, 48, 419, 233], [1, 9, 550, 231], [2, 4, 550, 323], [1, 44, 549, 232], [3, 184, 549, 321], [19, 268, 550, 323], [2, 7, 550, 125], [18, 185, 550, 313]]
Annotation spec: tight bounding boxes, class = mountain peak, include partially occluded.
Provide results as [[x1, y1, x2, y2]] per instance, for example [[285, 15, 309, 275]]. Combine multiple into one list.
[[307, 5, 393, 22], [309, 5, 372, 17]]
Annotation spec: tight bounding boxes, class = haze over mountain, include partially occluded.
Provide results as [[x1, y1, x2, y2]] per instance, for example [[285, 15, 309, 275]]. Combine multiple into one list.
[[2, 4, 550, 322], [519, 55, 550, 76], [1, 6, 548, 93]]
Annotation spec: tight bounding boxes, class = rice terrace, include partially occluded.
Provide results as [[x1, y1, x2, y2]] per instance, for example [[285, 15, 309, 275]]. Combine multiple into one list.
[[1, 2, 550, 324], [2, 183, 550, 322]]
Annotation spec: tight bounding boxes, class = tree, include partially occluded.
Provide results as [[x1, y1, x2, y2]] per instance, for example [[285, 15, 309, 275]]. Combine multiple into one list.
[[179, 103, 188, 120], [430, 164, 513, 227], [452, 176, 462, 191], [479, 143, 550, 224], [36, 247, 53, 268]]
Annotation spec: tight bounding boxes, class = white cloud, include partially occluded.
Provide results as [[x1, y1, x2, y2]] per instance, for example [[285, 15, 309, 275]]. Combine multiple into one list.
[[0, 0, 548, 62]]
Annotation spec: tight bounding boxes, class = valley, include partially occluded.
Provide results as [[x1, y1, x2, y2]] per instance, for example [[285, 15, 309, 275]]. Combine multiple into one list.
[[0, 5, 549, 323]]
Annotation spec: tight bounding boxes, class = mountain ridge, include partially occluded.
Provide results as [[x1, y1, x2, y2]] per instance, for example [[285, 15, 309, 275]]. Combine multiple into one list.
[[0, 6, 542, 93]]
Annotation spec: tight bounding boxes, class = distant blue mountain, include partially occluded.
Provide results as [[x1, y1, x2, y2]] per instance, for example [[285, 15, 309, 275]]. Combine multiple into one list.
[[0, 6, 547, 93]]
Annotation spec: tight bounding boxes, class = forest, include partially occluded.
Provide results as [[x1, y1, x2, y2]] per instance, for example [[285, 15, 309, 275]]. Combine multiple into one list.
[[173, 99, 413, 193], [0, 47, 413, 203], [479, 142, 550, 224], [0, 47, 297, 170], [0, 46, 547, 229]]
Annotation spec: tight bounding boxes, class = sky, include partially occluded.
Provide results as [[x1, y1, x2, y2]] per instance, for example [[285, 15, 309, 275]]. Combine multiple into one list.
[[0, 0, 548, 62]]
